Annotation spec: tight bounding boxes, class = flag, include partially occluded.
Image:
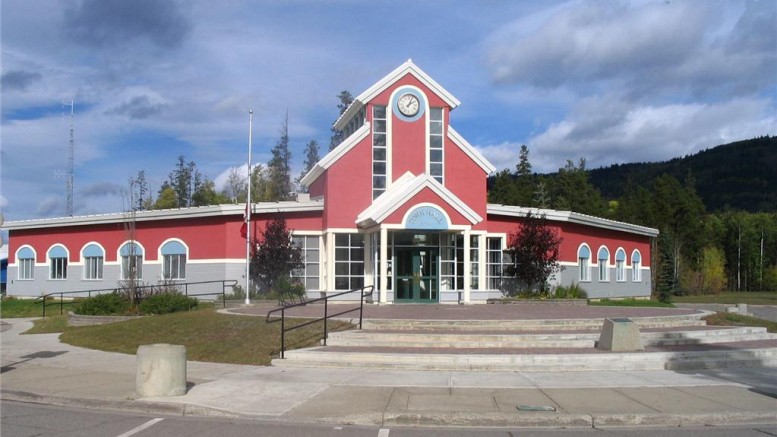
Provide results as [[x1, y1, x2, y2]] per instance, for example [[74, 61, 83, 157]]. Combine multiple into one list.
[[240, 202, 249, 238]]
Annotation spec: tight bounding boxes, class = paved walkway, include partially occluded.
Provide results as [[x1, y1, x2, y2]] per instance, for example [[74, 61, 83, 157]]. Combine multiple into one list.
[[1, 314, 776, 428]]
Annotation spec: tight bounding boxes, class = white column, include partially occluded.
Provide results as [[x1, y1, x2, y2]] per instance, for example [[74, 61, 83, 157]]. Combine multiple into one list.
[[326, 232, 336, 292], [380, 228, 388, 303], [463, 229, 471, 303], [478, 234, 487, 292], [364, 233, 374, 287]]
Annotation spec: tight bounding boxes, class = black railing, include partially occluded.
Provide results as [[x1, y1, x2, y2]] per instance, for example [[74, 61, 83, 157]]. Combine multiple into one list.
[[266, 285, 374, 359], [36, 279, 239, 318]]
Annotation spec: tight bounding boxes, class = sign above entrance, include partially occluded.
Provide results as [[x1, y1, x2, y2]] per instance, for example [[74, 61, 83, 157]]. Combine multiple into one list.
[[404, 205, 449, 230]]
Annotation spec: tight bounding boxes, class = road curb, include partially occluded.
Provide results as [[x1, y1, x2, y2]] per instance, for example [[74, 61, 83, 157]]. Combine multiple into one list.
[[3, 389, 777, 428]]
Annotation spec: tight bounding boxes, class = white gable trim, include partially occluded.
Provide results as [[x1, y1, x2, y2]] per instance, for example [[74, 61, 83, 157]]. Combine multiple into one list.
[[335, 59, 460, 131], [447, 127, 496, 174], [357, 173, 482, 227], [300, 122, 371, 187]]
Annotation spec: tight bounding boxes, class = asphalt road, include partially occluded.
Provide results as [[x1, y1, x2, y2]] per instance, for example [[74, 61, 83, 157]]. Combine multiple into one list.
[[2, 401, 776, 437]]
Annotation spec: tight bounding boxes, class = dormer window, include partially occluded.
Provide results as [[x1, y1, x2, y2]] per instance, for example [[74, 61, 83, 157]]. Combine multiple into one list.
[[429, 107, 444, 184], [342, 107, 366, 140]]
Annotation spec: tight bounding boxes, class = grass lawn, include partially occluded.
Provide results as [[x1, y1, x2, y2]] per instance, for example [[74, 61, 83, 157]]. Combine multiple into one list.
[[673, 291, 777, 306], [704, 312, 777, 333], [588, 298, 675, 308], [0, 297, 76, 318], [25, 308, 352, 366]]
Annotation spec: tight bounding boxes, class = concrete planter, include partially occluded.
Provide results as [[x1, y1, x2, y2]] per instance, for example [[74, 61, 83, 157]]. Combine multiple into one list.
[[68, 311, 144, 326]]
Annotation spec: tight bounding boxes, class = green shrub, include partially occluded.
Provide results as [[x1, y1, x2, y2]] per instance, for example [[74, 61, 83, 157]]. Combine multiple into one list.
[[138, 292, 198, 315], [554, 283, 587, 299], [74, 293, 131, 316]]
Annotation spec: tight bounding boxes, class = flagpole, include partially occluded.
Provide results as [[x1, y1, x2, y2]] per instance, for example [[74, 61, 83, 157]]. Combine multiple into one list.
[[245, 109, 253, 305]]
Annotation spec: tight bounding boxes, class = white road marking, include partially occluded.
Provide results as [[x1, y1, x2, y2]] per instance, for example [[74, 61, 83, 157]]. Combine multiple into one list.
[[378, 428, 390, 437], [116, 418, 164, 437]]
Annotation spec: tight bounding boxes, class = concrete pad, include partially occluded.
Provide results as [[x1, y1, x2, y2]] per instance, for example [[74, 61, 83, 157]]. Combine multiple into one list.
[[404, 388, 498, 413], [672, 385, 777, 412], [285, 385, 394, 418], [613, 387, 740, 414], [543, 387, 658, 414], [148, 380, 330, 416]]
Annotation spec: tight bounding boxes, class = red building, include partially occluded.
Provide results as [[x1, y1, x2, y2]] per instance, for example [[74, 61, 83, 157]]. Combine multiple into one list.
[[4, 61, 657, 302]]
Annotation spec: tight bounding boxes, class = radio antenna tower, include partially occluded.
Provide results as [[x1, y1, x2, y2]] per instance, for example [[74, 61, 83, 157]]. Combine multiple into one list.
[[65, 100, 74, 217]]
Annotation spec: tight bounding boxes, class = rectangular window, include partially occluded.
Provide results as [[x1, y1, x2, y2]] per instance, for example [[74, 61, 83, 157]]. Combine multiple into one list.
[[470, 236, 479, 289], [633, 261, 642, 282], [122, 255, 143, 280], [50, 257, 67, 280], [579, 257, 590, 282], [84, 256, 104, 280], [163, 254, 186, 280], [440, 234, 457, 291], [19, 258, 34, 280], [372, 105, 387, 199], [616, 259, 625, 282], [292, 235, 320, 291], [486, 237, 503, 290], [334, 233, 365, 290], [429, 107, 444, 184]]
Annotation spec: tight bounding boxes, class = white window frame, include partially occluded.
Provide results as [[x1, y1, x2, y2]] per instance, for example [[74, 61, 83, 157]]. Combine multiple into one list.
[[632, 250, 642, 282], [17, 246, 35, 280], [578, 244, 591, 282], [292, 235, 320, 291], [615, 248, 626, 282], [598, 246, 610, 282], [120, 242, 144, 281], [48, 245, 68, 280], [372, 105, 387, 199], [84, 256, 104, 280], [428, 107, 444, 184], [163, 254, 186, 280], [334, 233, 365, 291]]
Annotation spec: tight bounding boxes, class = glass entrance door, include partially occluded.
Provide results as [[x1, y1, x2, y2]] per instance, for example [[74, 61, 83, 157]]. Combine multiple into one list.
[[395, 248, 438, 302]]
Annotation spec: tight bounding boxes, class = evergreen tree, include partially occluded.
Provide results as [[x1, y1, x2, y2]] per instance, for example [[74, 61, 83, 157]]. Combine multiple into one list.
[[488, 169, 520, 205], [128, 170, 152, 211], [329, 90, 353, 151], [154, 185, 178, 209], [515, 145, 534, 206], [267, 114, 292, 200], [550, 158, 607, 216], [297, 139, 320, 192]]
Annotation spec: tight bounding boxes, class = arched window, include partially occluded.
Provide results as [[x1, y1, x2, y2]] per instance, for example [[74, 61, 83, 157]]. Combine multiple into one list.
[[632, 250, 642, 282], [598, 247, 610, 282], [48, 245, 68, 280], [161, 240, 187, 280], [17, 246, 35, 280], [578, 245, 591, 282], [615, 248, 626, 282], [82, 243, 104, 280], [120, 242, 144, 280]]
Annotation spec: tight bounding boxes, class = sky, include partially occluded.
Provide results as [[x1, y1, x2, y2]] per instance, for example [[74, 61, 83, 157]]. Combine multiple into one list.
[[1, 0, 775, 222]]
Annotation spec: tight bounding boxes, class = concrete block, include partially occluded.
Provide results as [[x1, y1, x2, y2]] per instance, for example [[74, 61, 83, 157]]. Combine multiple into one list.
[[726, 306, 740, 313], [737, 303, 748, 315], [136, 344, 187, 397], [596, 318, 643, 352]]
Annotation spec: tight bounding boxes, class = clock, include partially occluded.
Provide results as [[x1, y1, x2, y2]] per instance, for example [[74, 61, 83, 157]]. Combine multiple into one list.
[[397, 93, 420, 117]]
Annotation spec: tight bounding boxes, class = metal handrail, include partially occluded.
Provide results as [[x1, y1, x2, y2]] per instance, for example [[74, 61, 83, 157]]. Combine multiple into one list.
[[266, 285, 375, 359], [35, 279, 239, 317]]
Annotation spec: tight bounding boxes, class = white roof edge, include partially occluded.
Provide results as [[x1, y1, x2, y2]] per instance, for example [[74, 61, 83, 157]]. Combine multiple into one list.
[[447, 127, 496, 174], [335, 60, 460, 131], [300, 122, 371, 187], [4, 202, 324, 231], [333, 100, 365, 131], [486, 204, 659, 237], [358, 174, 482, 226]]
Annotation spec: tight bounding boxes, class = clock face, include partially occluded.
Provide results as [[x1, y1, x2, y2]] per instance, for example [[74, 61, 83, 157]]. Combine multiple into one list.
[[397, 93, 420, 117]]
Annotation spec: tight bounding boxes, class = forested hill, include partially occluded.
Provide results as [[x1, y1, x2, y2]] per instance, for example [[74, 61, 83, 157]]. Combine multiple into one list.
[[588, 136, 777, 213]]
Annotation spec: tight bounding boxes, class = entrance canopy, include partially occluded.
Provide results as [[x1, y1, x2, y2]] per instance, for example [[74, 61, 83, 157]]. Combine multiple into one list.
[[356, 172, 482, 229]]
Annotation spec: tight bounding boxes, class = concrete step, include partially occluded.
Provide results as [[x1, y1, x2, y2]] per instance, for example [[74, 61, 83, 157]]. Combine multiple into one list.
[[273, 346, 777, 372], [325, 327, 776, 349], [361, 314, 708, 332]]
